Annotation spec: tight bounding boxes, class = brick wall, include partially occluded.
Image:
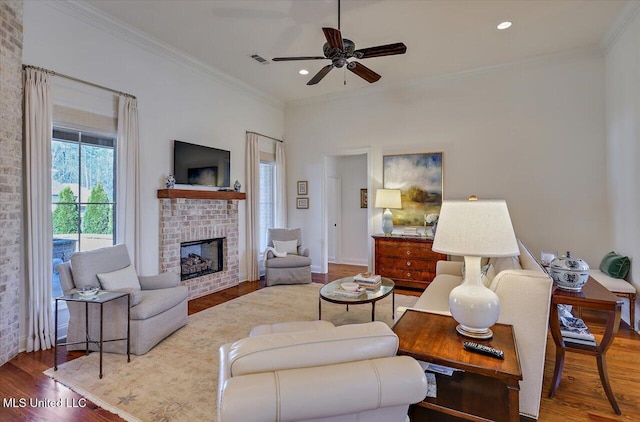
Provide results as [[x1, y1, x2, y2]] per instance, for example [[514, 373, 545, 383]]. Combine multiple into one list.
[[0, 0, 23, 366], [159, 198, 240, 299]]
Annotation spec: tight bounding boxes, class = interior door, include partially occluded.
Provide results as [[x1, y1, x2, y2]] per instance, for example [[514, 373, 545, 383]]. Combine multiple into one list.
[[327, 176, 342, 263]]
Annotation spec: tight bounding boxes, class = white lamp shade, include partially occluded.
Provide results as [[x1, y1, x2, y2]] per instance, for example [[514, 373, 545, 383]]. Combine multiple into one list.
[[432, 200, 519, 257], [374, 189, 402, 209]]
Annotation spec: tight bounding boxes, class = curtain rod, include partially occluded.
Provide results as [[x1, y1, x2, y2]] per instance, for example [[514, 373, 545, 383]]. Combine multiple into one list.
[[246, 131, 283, 143], [22, 64, 136, 99]]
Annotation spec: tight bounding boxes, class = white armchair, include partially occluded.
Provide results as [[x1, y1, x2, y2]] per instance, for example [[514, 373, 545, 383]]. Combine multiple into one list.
[[56, 244, 188, 355], [218, 321, 428, 422], [264, 228, 312, 286]]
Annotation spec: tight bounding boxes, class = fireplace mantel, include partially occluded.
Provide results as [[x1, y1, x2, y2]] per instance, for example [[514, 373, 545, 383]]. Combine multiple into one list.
[[157, 189, 246, 200]]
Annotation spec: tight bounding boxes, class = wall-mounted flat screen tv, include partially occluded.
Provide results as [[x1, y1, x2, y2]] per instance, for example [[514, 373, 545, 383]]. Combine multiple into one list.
[[173, 140, 231, 188]]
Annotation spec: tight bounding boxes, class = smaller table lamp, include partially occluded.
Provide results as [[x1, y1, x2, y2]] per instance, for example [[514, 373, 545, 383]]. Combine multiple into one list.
[[432, 198, 519, 339], [374, 189, 402, 236]]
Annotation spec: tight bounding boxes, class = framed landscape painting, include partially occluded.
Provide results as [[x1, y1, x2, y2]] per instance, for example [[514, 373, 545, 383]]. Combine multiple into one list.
[[383, 152, 443, 226]]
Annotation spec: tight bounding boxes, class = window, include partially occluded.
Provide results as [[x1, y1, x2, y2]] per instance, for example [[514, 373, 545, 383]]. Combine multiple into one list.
[[259, 161, 276, 254], [51, 126, 116, 298]]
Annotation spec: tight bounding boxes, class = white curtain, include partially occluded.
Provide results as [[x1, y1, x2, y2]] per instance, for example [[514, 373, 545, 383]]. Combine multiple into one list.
[[116, 96, 141, 267], [275, 141, 288, 228], [24, 68, 54, 352], [245, 133, 260, 281]]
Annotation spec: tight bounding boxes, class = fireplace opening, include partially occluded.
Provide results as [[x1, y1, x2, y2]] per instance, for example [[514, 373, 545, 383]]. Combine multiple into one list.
[[180, 237, 224, 281]]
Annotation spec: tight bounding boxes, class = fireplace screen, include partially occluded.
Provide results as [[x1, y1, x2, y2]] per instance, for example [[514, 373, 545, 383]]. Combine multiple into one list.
[[180, 237, 224, 280]]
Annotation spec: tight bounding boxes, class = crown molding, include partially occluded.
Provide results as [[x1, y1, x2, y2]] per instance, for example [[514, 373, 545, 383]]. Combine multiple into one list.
[[602, 0, 640, 53], [52, 1, 284, 110], [286, 45, 603, 109]]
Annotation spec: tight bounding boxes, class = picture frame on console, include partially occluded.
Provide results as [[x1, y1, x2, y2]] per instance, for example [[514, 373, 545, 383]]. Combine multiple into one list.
[[383, 152, 443, 226]]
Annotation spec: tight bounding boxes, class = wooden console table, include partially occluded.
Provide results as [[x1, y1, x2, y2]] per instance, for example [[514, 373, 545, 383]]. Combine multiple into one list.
[[548, 276, 623, 414], [393, 310, 522, 421], [373, 235, 446, 289]]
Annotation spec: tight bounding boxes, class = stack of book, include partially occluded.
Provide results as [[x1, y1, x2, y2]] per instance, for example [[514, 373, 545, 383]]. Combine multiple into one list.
[[354, 273, 382, 290], [559, 315, 596, 346]]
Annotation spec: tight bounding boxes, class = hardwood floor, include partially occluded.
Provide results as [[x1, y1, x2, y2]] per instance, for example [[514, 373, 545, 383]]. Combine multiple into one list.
[[1, 264, 638, 421]]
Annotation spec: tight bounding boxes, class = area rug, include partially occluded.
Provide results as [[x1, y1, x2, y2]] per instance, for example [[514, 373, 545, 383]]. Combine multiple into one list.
[[45, 283, 417, 422]]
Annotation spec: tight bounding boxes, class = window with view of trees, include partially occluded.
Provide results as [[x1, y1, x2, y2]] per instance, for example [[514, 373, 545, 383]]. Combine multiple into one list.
[[51, 127, 116, 298]]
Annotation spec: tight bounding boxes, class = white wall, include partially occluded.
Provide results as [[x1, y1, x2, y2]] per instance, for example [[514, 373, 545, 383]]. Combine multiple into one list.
[[22, 2, 284, 342], [605, 3, 640, 328], [285, 49, 611, 271]]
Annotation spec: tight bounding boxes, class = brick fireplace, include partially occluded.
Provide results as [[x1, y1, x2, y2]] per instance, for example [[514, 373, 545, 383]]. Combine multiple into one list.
[[158, 189, 245, 299]]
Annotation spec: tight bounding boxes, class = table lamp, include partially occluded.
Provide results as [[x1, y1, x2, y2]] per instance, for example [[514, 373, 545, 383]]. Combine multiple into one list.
[[432, 198, 519, 339], [375, 189, 402, 236]]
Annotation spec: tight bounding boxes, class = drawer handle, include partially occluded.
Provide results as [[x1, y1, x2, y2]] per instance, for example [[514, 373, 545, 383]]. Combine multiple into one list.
[[406, 261, 412, 267], [406, 250, 411, 256], [407, 272, 411, 278]]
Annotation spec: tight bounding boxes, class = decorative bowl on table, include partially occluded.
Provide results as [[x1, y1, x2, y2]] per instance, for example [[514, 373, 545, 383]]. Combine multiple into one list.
[[340, 282, 359, 292], [77, 285, 100, 297], [549, 251, 590, 291]]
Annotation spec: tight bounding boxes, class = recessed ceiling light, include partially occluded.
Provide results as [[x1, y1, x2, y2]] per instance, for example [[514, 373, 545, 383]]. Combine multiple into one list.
[[299, 69, 309, 75], [497, 21, 512, 30]]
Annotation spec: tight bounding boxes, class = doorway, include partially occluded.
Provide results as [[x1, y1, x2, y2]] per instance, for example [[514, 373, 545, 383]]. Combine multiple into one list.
[[322, 150, 371, 273]]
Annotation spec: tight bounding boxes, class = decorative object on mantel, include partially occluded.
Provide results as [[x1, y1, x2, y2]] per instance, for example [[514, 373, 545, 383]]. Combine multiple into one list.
[[383, 152, 443, 226], [296, 197, 309, 209], [433, 197, 519, 340], [375, 189, 402, 236], [165, 174, 175, 189], [233, 180, 241, 192], [425, 213, 439, 236], [549, 251, 590, 291], [297, 180, 308, 195]]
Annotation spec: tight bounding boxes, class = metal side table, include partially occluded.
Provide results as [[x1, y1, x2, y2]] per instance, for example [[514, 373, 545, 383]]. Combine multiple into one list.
[[54, 291, 130, 379]]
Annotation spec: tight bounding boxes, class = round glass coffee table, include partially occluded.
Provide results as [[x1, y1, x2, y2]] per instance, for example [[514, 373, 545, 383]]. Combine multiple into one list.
[[319, 276, 395, 322]]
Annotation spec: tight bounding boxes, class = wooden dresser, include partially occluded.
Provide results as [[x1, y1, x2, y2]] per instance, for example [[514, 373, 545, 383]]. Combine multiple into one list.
[[373, 235, 446, 290]]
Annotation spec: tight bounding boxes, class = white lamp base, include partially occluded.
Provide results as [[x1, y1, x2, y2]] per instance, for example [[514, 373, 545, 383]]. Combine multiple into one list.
[[455, 324, 494, 340], [382, 208, 394, 236], [449, 256, 500, 340]]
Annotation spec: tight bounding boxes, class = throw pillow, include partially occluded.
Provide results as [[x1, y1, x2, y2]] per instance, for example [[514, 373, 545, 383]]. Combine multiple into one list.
[[489, 256, 522, 274], [599, 251, 630, 279], [273, 239, 298, 255], [96, 265, 141, 291], [481, 264, 496, 288]]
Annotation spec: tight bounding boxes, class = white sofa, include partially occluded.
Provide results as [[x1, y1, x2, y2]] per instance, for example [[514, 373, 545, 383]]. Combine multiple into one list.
[[397, 240, 553, 420], [218, 321, 428, 422]]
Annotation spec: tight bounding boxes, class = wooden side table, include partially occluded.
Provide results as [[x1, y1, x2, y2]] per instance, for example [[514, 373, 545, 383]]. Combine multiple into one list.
[[393, 310, 522, 421], [54, 291, 130, 379], [548, 276, 623, 414]]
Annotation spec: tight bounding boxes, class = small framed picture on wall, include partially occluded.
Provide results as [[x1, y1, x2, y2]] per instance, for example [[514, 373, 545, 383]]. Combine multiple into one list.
[[360, 188, 368, 208], [297, 180, 308, 195], [296, 197, 309, 209]]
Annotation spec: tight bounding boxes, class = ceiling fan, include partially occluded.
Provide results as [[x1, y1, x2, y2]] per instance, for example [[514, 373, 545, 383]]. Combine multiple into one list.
[[272, 0, 407, 85]]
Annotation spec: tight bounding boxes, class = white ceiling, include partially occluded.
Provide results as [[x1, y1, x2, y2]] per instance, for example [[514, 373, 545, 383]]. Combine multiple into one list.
[[85, 0, 627, 104]]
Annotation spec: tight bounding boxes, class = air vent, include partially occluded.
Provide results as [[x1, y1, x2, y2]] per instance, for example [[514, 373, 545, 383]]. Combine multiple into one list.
[[250, 54, 269, 65]]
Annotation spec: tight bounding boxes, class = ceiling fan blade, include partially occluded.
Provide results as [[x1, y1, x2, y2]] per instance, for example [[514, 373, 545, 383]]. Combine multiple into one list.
[[272, 56, 326, 61], [348, 62, 381, 83], [354, 43, 407, 59], [307, 64, 334, 85], [322, 27, 344, 51]]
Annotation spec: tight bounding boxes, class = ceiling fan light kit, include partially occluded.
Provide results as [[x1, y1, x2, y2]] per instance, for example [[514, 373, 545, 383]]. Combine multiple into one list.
[[272, 0, 406, 86]]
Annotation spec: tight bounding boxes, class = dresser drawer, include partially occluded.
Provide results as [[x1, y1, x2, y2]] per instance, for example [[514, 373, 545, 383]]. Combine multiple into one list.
[[375, 239, 436, 259], [377, 256, 435, 272], [380, 267, 436, 282]]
